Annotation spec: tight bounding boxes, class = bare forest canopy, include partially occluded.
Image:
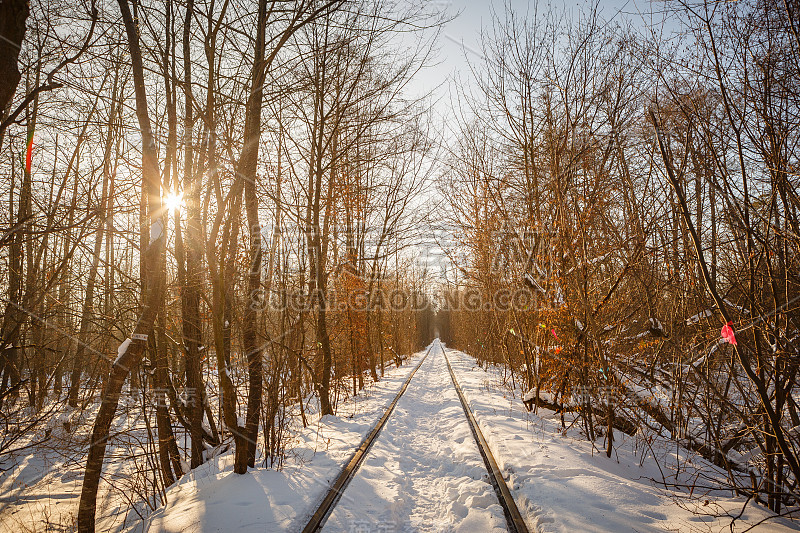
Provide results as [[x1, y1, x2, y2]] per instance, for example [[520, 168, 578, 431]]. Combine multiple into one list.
[[0, 0, 799, 530]]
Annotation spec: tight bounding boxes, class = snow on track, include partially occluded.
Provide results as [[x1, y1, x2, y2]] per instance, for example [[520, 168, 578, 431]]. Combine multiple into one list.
[[443, 346, 528, 533], [322, 340, 507, 532], [303, 346, 433, 532]]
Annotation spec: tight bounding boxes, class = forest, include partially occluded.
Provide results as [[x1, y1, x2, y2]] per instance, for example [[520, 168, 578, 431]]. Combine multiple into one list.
[[0, 0, 799, 531]]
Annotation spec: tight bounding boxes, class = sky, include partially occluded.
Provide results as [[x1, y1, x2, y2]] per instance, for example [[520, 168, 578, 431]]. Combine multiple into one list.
[[410, 0, 661, 116], [404, 0, 669, 282]]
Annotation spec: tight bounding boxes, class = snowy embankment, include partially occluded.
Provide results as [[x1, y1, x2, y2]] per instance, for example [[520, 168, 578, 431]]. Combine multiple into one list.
[[0, 352, 423, 533], [140, 351, 428, 532], [0, 396, 162, 533], [445, 347, 799, 533]]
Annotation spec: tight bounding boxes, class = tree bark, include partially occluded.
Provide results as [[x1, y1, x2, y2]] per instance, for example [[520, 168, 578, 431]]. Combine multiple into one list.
[[0, 0, 28, 112], [77, 1, 167, 530], [180, 0, 206, 470]]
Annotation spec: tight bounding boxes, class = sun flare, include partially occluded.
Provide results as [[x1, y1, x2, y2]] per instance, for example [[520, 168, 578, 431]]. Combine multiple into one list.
[[164, 191, 184, 212]]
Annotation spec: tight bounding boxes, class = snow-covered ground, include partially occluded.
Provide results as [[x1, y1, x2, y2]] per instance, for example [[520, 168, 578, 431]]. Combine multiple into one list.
[[0, 351, 424, 533], [323, 340, 506, 532], [0, 397, 167, 533], [141, 351, 429, 532], [4, 341, 799, 532], [444, 345, 800, 533]]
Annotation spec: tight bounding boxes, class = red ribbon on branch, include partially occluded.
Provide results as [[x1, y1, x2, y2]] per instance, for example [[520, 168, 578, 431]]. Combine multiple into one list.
[[721, 321, 737, 346]]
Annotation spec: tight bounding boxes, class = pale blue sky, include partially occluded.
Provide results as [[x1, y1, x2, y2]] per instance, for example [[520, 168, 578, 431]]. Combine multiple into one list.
[[409, 0, 668, 123]]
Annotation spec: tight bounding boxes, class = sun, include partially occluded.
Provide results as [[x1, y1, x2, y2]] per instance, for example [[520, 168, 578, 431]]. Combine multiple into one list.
[[163, 191, 184, 212]]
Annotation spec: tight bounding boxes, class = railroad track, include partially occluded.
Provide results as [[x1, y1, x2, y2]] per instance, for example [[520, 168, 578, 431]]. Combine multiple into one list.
[[442, 345, 529, 533], [301, 344, 433, 533], [302, 340, 529, 533]]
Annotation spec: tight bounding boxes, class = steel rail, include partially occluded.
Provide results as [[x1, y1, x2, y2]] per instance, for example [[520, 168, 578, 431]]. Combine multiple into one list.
[[301, 344, 433, 532], [442, 344, 530, 533]]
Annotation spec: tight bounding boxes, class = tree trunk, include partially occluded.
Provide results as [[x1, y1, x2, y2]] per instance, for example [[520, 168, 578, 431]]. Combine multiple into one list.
[[179, 0, 206, 470], [0, 0, 28, 113], [77, 1, 167, 530]]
